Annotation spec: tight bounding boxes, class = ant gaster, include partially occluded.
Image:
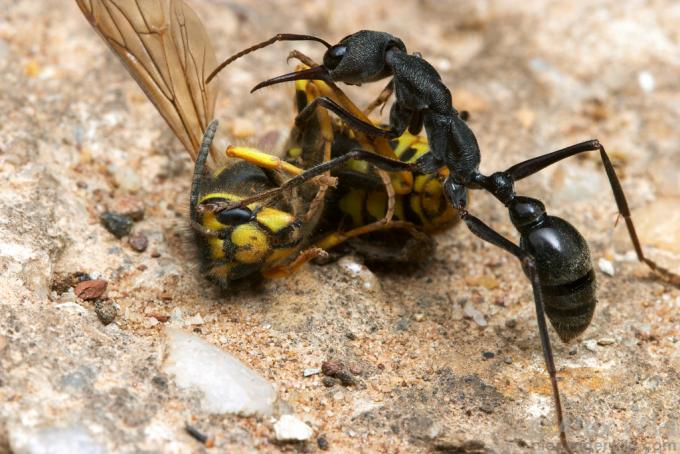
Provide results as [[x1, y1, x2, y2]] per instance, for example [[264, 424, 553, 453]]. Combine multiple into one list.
[[207, 30, 680, 452]]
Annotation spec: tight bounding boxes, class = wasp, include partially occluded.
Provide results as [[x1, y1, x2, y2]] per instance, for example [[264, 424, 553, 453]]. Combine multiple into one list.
[[208, 30, 680, 452], [74, 2, 457, 288]]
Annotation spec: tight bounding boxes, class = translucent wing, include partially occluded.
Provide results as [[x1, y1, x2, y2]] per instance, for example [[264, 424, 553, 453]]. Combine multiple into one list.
[[75, 0, 218, 163]]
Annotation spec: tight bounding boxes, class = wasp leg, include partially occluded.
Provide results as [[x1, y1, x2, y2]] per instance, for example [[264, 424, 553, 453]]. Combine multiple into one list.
[[363, 80, 394, 117], [313, 220, 425, 252], [459, 210, 573, 454], [263, 247, 328, 279], [503, 140, 680, 286]]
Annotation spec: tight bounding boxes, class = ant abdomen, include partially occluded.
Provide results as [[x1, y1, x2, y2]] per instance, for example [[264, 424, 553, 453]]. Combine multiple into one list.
[[509, 197, 596, 342]]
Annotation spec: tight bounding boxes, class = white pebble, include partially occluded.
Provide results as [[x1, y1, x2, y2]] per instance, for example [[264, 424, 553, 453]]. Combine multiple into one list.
[[598, 258, 615, 277], [273, 414, 313, 441], [9, 425, 105, 454], [583, 339, 598, 352], [638, 71, 655, 93], [163, 328, 276, 417], [303, 368, 321, 377], [463, 300, 487, 327]]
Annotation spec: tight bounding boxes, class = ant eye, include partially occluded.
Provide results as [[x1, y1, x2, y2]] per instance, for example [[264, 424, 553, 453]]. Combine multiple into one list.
[[323, 45, 346, 70], [216, 207, 253, 225]]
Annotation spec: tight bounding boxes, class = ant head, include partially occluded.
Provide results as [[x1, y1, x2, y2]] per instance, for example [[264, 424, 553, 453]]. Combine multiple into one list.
[[322, 31, 406, 85]]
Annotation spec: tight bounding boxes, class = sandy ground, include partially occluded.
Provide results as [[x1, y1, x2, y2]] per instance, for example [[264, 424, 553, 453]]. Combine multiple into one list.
[[1, 1, 680, 453]]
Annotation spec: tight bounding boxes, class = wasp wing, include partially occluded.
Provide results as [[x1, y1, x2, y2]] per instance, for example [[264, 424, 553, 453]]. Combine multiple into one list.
[[75, 0, 218, 163]]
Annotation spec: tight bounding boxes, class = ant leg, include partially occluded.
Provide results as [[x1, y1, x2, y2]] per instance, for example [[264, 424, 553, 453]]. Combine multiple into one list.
[[505, 140, 680, 285], [296, 96, 401, 139], [206, 150, 417, 212], [460, 210, 573, 454]]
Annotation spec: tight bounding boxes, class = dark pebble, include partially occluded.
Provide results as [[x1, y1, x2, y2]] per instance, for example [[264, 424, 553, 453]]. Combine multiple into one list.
[[505, 318, 517, 329], [317, 434, 329, 450], [128, 232, 148, 252], [322, 376, 336, 387], [346, 332, 357, 340], [76, 279, 108, 301], [321, 360, 344, 377], [100, 212, 133, 238], [94, 300, 117, 325], [569, 346, 578, 355], [337, 371, 356, 386], [479, 403, 495, 414], [482, 351, 495, 360]]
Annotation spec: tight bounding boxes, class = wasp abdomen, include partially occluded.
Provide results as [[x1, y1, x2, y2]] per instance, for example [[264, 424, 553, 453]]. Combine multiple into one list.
[[510, 197, 596, 342]]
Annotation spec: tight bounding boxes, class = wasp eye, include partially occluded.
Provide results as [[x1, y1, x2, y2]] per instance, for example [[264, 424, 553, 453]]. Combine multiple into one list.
[[323, 45, 346, 70], [216, 207, 253, 225]]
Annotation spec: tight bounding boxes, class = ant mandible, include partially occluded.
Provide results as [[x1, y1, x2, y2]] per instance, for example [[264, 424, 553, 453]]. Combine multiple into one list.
[[207, 30, 680, 453]]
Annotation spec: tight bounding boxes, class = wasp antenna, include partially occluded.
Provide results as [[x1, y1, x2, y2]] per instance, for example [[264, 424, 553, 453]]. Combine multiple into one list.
[[206, 33, 331, 84]]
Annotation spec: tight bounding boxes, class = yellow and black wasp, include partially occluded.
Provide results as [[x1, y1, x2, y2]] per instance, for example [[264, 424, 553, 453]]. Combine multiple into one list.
[[75, 0, 458, 288]]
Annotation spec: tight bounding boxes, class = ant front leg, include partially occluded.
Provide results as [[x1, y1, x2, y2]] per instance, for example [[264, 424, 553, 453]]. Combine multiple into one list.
[[504, 140, 680, 286], [295, 96, 401, 139]]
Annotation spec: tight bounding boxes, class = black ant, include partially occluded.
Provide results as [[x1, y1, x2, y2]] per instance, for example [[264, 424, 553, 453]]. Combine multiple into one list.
[[208, 31, 680, 452]]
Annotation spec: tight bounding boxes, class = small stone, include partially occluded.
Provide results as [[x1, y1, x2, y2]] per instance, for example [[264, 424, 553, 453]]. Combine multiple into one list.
[[110, 165, 142, 193], [322, 377, 336, 387], [569, 346, 578, 355], [345, 332, 357, 340], [127, 232, 148, 252], [94, 300, 117, 325], [505, 318, 517, 329], [597, 337, 616, 346], [479, 403, 495, 414], [110, 196, 145, 221], [75, 279, 108, 301], [583, 339, 598, 352], [482, 351, 495, 360], [273, 414, 313, 442], [413, 313, 425, 322], [317, 434, 329, 450], [100, 212, 133, 238], [337, 371, 356, 386], [303, 368, 321, 377], [163, 328, 276, 416], [463, 301, 487, 327], [321, 360, 344, 377], [504, 357, 513, 364], [598, 258, 615, 277], [230, 118, 256, 139], [464, 274, 499, 289], [9, 426, 106, 454]]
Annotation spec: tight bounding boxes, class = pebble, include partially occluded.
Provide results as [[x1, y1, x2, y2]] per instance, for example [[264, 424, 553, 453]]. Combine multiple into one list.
[[598, 258, 615, 277], [109, 196, 145, 221], [75, 279, 108, 301], [94, 300, 117, 325], [273, 414, 313, 442], [230, 118, 256, 139], [303, 368, 321, 377], [100, 212, 133, 238], [322, 377, 336, 387], [597, 337, 616, 346], [127, 232, 148, 252], [504, 357, 513, 364], [109, 165, 142, 193], [163, 328, 276, 417], [321, 360, 344, 377], [583, 339, 598, 352], [9, 425, 106, 454], [482, 351, 495, 360], [463, 300, 487, 327], [317, 434, 329, 450], [505, 318, 517, 329]]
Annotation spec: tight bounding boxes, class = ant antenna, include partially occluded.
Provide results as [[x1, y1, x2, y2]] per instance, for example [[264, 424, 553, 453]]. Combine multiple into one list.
[[206, 33, 331, 84]]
